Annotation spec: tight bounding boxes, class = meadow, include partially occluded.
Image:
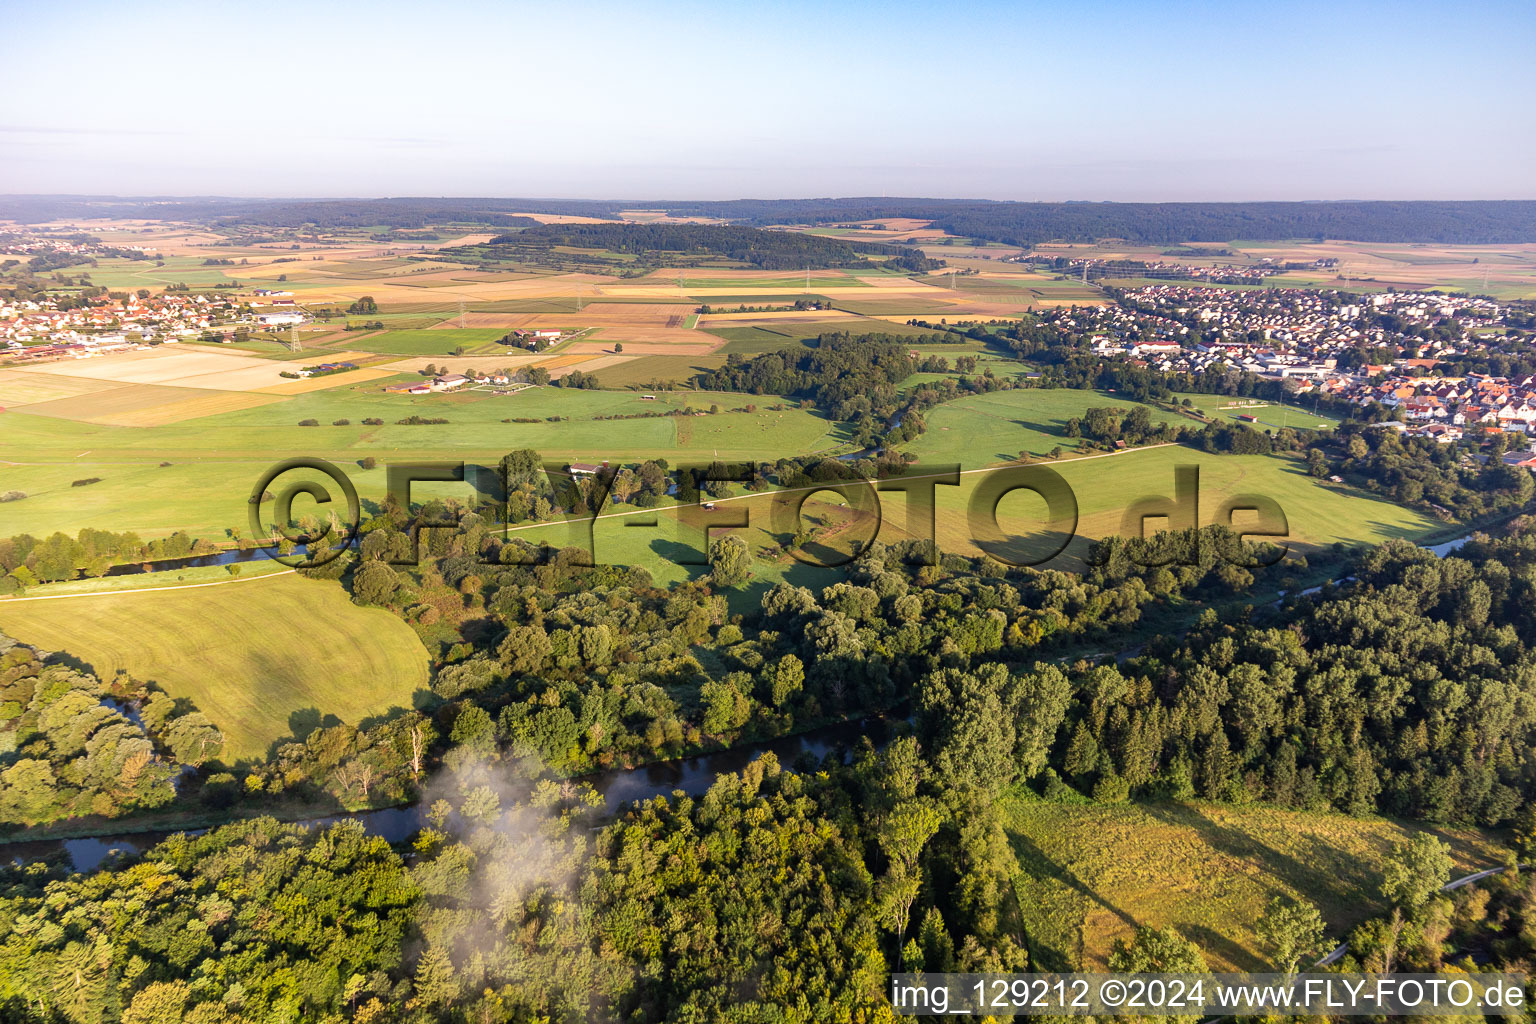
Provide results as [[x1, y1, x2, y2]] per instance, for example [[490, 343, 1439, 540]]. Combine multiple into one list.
[[1002, 793, 1505, 971], [1174, 392, 1345, 432], [898, 388, 1186, 465], [0, 572, 429, 760], [0, 384, 845, 539], [498, 442, 1441, 610]]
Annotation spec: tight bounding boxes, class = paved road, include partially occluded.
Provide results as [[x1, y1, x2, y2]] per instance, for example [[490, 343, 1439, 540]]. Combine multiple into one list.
[[1313, 862, 1524, 966]]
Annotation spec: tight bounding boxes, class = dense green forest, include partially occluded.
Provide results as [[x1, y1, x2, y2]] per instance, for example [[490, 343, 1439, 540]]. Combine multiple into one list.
[[7, 196, 1536, 243], [444, 223, 942, 273], [9, 522, 1536, 1020]]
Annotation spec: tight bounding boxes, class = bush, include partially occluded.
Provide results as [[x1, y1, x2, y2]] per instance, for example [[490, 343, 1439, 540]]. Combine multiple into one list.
[[362, 417, 384, 426], [71, 478, 102, 487], [298, 418, 320, 427], [359, 456, 377, 470], [332, 419, 351, 426], [0, 491, 26, 503]]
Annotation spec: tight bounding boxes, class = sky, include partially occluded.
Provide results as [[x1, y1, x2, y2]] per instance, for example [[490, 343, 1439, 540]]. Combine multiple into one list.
[[2, 0, 1532, 201]]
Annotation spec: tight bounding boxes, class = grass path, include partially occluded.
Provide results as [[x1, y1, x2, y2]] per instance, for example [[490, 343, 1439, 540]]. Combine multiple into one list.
[[0, 568, 295, 602]]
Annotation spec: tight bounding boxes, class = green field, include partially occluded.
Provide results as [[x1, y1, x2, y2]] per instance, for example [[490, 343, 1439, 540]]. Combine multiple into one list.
[[1175, 393, 1345, 431], [675, 272, 872, 289], [591, 354, 729, 387], [0, 386, 845, 539], [0, 572, 430, 760], [928, 444, 1440, 565], [900, 389, 1191, 465], [498, 442, 1441, 609], [831, 296, 958, 316], [69, 256, 242, 290], [1003, 794, 1505, 971]]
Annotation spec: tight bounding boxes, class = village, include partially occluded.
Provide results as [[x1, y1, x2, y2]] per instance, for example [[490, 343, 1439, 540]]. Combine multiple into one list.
[[1060, 283, 1535, 443], [5, 229, 1534, 438], [1007, 251, 1340, 283]]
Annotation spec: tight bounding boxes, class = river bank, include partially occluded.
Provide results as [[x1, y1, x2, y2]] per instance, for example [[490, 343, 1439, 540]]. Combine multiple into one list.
[[1, 519, 1499, 874], [4, 711, 903, 873]]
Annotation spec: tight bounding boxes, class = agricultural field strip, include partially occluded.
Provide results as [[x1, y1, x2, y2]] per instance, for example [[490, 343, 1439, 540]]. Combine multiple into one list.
[[0, 570, 297, 602]]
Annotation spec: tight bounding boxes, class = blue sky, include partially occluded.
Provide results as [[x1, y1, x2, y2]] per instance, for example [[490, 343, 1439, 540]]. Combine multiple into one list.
[[2, 0, 1531, 199]]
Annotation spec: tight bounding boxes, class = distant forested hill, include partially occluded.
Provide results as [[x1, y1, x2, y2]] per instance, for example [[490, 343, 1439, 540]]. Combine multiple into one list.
[[3, 195, 1534, 244], [497, 222, 941, 271], [658, 198, 1536, 246]]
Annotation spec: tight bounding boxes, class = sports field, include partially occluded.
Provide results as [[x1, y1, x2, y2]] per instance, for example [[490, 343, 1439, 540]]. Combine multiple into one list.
[[0, 572, 430, 760], [1003, 794, 1504, 971]]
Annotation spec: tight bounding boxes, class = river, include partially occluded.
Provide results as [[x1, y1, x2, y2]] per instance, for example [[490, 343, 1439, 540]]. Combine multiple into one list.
[[2, 525, 1489, 874], [3, 713, 900, 873]]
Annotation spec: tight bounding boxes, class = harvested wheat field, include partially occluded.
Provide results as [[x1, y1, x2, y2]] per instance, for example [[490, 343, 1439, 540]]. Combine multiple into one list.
[[566, 341, 718, 356], [254, 367, 403, 395], [435, 302, 694, 329], [7, 347, 299, 391], [297, 271, 616, 307], [696, 310, 863, 326], [530, 353, 601, 371], [377, 354, 545, 376], [17, 384, 284, 426], [552, 354, 633, 377], [95, 391, 286, 426], [0, 370, 123, 407]]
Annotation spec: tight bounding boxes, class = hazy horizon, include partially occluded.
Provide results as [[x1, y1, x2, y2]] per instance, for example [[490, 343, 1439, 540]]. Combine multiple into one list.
[[4, 0, 1533, 201]]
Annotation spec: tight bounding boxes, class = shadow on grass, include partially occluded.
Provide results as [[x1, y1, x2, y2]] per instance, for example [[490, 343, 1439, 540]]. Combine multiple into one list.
[[1009, 829, 1139, 971], [1138, 801, 1391, 951]]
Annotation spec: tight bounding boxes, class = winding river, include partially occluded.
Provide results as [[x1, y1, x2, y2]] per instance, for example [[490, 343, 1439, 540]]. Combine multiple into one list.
[[1, 527, 1487, 874], [4, 713, 900, 873]]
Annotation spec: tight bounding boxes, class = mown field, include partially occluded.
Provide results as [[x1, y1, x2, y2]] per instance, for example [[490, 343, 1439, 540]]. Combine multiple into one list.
[[500, 441, 1441, 611], [899, 389, 1188, 465], [1003, 794, 1506, 971], [350, 328, 510, 355], [0, 572, 429, 760], [0, 385, 845, 539], [1173, 392, 1346, 431]]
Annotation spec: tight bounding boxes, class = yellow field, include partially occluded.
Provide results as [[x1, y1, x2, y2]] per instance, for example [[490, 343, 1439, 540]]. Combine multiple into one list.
[[254, 366, 402, 395], [564, 353, 636, 374], [0, 370, 123, 407], [567, 341, 716, 355], [8, 347, 304, 391], [696, 310, 864, 326], [0, 572, 429, 761], [1243, 240, 1536, 298], [376, 354, 545, 375], [531, 353, 601, 371], [434, 303, 703, 344], [19, 383, 220, 425], [96, 390, 285, 426]]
